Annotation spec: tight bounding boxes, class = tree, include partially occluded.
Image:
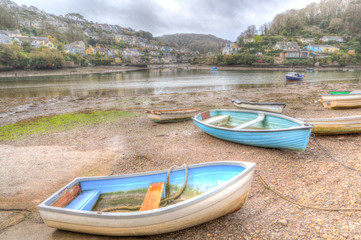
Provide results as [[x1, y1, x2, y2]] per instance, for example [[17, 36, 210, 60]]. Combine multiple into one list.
[[21, 41, 31, 53], [65, 24, 86, 43], [0, 44, 28, 68], [65, 13, 85, 22], [0, 6, 16, 29]]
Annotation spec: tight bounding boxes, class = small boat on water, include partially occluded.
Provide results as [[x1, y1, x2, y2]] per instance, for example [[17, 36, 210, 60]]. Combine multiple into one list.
[[146, 108, 200, 123], [210, 67, 218, 70], [192, 109, 313, 152], [300, 115, 361, 135], [38, 161, 256, 236], [305, 67, 314, 72], [285, 72, 304, 81], [317, 90, 361, 109], [232, 99, 286, 113]]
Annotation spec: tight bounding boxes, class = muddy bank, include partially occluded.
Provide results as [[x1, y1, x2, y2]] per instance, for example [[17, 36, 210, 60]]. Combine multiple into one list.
[[0, 81, 361, 239], [0, 65, 147, 79], [1, 63, 358, 80]]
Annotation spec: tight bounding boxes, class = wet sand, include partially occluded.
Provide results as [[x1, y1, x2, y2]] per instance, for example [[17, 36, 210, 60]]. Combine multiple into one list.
[[0, 80, 361, 239]]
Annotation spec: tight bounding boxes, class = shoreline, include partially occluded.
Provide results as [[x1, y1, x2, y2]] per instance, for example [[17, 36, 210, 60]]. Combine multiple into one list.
[[0, 82, 361, 239], [0, 63, 359, 79]]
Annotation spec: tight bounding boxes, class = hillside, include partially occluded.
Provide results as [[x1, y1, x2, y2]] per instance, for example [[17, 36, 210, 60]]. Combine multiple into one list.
[[156, 33, 230, 54], [267, 0, 361, 41]]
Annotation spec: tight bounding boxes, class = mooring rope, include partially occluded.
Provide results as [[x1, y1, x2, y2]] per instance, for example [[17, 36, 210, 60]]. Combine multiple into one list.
[[0, 208, 30, 212], [258, 175, 361, 211], [258, 133, 361, 211], [311, 133, 361, 173], [101, 164, 188, 212]]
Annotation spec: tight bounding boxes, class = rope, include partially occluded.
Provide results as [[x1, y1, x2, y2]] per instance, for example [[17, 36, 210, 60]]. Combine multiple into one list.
[[161, 164, 188, 205], [311, 133, 361, 173], [101, 164, 188, 212], [0, 208, 30, 212], [258, 175, 361, 211]]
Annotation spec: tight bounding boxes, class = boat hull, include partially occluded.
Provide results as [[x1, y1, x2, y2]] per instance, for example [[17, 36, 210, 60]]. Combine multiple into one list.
[[146, 108, 200, 123], [193, 109, 312, 152], [320, 93, 361, 109], [286, 75, 303, 80], [232, 99, 286, 113], [38, 161, 255, 236], [300, 115, 361, 135]]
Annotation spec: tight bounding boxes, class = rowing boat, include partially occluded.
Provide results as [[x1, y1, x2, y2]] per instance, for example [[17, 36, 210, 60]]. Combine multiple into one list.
[[232, 99, 286, 113], [192, 109, 312, 152], [146, 108, 200, 123], [38, 161, 256, 236], [318, 90, 361, 109], [300, 115, 361, 135]]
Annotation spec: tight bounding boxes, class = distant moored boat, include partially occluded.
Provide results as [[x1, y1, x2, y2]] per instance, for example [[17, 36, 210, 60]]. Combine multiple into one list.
[[285, 72, 304, 81]]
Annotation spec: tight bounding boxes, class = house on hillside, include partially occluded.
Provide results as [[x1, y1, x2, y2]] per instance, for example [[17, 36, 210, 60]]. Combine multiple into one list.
[[0, 30, 21, 38], [274, 41, 300, 51], [243, 37, 254, 43], [86, 45, 95, 55], [16, 36, 56, 49], [348, 49, 355, 55], [306, 44, 340, 53], [222, 43, 239, 55], [65, 41, 86, 55], [321, 36, 343, 42], [281, 50, 314, 58], [84, 29, 99, 40], [94, 47, 107, 55], [299, 38, 315, 44]]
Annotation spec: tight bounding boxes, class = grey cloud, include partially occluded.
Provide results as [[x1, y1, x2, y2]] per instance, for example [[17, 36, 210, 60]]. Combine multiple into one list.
[[13, 0, 319, 41]]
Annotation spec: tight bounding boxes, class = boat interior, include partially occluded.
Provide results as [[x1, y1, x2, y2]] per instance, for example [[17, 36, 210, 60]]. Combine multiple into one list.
[[47, 165, 245, 213], [199, 111, 301, 130]]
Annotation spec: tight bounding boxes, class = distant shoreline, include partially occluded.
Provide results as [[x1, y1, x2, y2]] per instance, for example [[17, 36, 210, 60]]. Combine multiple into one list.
[[0, 64, 358, 79]]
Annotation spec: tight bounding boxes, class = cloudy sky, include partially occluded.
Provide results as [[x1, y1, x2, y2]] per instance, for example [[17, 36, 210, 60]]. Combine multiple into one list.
[[12, 0, 320, 41]]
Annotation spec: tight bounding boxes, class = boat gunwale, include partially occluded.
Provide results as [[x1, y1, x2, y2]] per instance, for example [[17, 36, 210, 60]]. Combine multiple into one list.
[[146, 108, 200, 115], [38, 161, 256, 219], [231, 99, 286, 107], [322, 93, 361, 98], [192, 109, 312, 132], [300, 115, 361, 123]]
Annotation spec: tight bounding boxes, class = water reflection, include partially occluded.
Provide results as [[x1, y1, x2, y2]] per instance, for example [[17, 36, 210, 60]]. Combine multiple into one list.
[[0, 69, 360, 98]]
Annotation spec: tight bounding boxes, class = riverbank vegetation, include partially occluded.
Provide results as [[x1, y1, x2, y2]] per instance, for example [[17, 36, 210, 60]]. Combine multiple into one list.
[[0, 110, 136, 141]]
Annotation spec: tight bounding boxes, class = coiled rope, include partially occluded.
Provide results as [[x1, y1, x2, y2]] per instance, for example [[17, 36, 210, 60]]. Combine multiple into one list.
[[102, 164, 188, 212]]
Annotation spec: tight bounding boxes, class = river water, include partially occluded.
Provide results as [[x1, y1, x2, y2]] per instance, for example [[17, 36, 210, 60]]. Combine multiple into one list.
[[0, 69, 360, 98]]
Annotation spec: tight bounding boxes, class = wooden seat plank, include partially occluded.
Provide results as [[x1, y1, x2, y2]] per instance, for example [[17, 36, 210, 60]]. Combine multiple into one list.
[[140, 182, 165, 211], [233, 113, 265, 130]]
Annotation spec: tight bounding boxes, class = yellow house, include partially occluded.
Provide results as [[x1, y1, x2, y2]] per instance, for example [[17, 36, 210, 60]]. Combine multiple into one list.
[[114, 57, 122, 63], [86, 45, 95, 55], [348, 49, 355, 55], [320, 45, 339, 53], [43, 41, 56, 49]]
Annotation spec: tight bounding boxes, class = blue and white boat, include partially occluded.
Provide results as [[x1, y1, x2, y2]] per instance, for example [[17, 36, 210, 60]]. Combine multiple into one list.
[[38, 161, 256, 236], [192, 109, 313, 152], [285, 72, 304, 80]]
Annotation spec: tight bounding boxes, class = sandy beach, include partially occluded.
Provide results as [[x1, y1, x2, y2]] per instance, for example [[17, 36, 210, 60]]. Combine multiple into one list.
[[0, 77, 361, 239]]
